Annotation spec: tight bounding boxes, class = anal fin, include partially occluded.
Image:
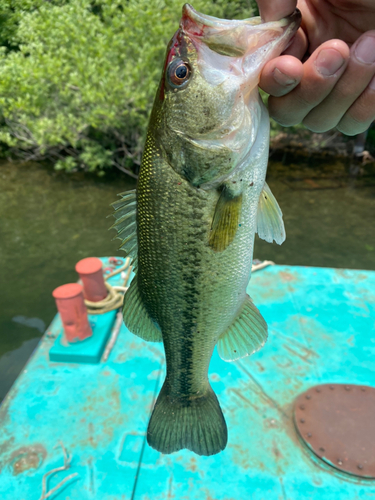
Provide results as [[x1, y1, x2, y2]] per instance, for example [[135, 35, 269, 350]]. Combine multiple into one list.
[[209, 187, 242, 252], [217, 295, 267, 362], [123, 277, 163, 342]]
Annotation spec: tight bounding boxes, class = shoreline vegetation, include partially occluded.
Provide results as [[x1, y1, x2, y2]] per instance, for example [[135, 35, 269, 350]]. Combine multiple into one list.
[[0, 0, 373, 176]]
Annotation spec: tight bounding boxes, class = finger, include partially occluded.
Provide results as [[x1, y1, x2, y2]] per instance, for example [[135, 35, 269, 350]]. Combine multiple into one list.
[[282, 27, 308, 59], [337, 75, 375, 135], [268, 40, 350, 126], [257, 0, 297, 22], [259, 56, 303, 97], [303, 32, 375, 133]]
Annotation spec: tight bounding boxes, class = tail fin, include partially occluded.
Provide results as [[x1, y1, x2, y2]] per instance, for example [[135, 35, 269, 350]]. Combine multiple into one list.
[[147, 382, 227, 456]]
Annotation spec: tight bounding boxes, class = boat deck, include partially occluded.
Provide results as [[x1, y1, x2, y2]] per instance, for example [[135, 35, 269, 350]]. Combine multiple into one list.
[[0, 260, 374, 499]]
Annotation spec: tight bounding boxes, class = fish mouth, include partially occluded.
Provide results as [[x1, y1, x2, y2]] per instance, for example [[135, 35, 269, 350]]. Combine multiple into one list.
[[181, 4, 301, 62]]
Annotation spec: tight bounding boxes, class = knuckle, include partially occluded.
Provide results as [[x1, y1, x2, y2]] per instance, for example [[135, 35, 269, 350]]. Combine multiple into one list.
[[302, 108, 339, 133], [302, 121, 331, 133], [337, 117, 370, 136], [338, 98, 375, 135], [268, 97, 308, 127]]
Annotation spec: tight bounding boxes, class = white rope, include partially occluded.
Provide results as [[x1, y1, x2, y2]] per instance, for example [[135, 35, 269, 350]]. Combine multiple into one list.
[[38, 442, 79, 500], [84, 258, 132, 315], [252, 260, 275, 272]]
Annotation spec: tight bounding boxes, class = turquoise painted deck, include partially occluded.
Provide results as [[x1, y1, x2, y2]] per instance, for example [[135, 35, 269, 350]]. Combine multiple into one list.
[[0, 261, 375, 499]]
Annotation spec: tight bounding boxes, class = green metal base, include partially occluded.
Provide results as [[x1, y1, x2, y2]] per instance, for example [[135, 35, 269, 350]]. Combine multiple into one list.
[[49, 311, 117, 364]]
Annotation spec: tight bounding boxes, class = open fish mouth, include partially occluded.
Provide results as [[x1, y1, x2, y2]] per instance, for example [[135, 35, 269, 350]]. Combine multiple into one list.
[[181, 4, 301, 62]]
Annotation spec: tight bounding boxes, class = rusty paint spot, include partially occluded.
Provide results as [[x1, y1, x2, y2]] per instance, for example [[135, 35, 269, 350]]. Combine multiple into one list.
[[186, 457, 198, 472], [272, 444, 283, 459], [10, 444, 47, 475], [279, 271, 296, 282], [228, 387, 262, 415], [88, 422, 97, 449], [284, 344, 319, 363]]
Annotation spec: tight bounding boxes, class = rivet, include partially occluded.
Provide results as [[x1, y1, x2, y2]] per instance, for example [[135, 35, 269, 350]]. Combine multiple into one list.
[[358, 464, 363, 470], [361, 388, 366, 392], [306, 395, 311, 400], [316, 388, 321, 393], [329, 386, 334, 390], [345, 386, 350, 391], [299, 404, 305, 410], [319, 447, 325, 453], [307, 433, 312, 438], [337, 459, 343, 466], [300, 419, 305, 423]]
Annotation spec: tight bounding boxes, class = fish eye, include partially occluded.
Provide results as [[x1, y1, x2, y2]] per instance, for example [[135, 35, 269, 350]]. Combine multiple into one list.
[[167, 59, 191, 88]]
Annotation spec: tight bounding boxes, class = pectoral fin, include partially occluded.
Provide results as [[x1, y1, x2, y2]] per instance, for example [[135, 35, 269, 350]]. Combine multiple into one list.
[[110, 190, 138, 271], [217, 295, 267, 362], [209, 187, 242, 252], [123, 277, 163, 342], [256, 182, 285, 245]]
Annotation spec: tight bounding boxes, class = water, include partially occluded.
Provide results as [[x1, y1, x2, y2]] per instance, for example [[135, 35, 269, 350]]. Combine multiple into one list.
[[0, 159, 374, 400]]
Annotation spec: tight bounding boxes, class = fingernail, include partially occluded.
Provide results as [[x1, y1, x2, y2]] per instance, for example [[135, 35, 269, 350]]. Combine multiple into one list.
[[355, 35, 375, 64], [315, 48, 345, 76], [273, 68, 297, 86]]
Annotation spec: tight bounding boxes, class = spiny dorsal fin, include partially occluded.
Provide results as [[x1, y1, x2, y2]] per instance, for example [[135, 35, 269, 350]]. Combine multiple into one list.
[[109, 190, 138, 271], [209, 187, 242, 252], [217, 295, 267, 362], [256, 182, 285, 245], [123, 277, 163, 342]]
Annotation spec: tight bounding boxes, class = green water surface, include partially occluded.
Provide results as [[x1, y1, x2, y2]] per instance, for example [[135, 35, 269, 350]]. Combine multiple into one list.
[[0, 159, 374, 400]]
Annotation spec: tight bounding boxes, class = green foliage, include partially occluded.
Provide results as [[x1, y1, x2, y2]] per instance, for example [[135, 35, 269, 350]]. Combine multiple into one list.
[[0, 0, 257, 174]]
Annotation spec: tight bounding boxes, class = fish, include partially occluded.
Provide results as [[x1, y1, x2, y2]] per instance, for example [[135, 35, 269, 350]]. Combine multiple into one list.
[[111, 4, 301, 456]]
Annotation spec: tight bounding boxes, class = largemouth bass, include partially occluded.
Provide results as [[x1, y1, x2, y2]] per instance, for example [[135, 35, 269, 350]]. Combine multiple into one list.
[[111, 4, 300, 456]]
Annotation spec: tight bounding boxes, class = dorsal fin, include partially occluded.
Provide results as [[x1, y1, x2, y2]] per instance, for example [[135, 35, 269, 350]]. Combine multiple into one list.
[[256, 182, 285, 245], [109, 190, 138, 271]]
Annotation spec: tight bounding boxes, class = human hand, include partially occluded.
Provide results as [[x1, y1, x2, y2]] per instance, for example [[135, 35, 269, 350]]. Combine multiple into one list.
[[257, 0, 375, 135]]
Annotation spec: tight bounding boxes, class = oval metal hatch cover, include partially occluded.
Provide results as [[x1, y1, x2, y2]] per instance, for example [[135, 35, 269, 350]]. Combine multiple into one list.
[[294, 384, 375, 478]]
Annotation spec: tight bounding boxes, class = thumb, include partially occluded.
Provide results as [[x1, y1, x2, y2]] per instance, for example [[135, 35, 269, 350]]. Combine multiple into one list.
[[257, 0, 297, 22]]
